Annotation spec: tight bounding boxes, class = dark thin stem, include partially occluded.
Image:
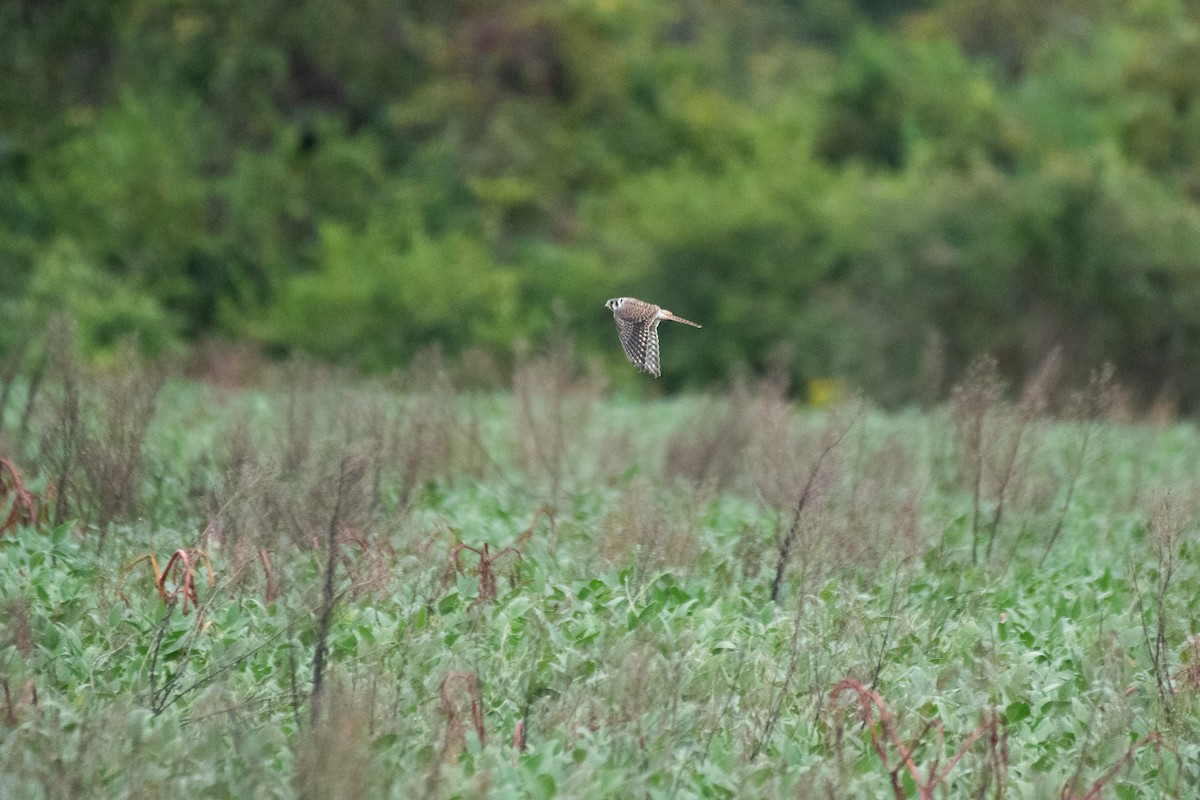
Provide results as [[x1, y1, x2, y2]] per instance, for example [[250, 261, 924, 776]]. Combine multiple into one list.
[[1130, 566, 1173, 724], [969, 414, 984, 566], [149, 601, 178, 715], [869, 574, 902, 691], [1038, 422, 1093, 569], [985, 416, 1030, 562], [50, 368, 81, 529], [752, 597, 807, 760], [770, 414, 857, 604], [310, 454, 351, 724]]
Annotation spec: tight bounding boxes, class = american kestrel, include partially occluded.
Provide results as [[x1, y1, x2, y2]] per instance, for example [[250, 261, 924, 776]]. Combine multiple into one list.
[[605, 297, 701, 377]]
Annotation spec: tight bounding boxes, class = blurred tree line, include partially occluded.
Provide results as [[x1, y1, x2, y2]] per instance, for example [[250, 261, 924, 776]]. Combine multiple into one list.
[[5, 0, 1200, 406]]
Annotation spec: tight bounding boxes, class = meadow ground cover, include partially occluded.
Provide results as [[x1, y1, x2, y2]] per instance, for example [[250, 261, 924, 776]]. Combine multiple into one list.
[[0, 347, 1198, 798]]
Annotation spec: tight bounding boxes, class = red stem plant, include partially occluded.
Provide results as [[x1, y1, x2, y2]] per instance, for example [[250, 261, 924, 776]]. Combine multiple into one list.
[[513, 719, 527, 758], [0, 456, 42, 536], [259, 546, 275, 603], [329, 527, 398, 599], [827, 679, 1005, 800], [446, 508, 548, 605], [449, 542, 522, 605], [118, 548, 215, 614]]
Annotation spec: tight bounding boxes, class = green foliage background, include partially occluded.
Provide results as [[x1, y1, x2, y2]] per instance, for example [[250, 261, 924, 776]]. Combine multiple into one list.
[[6, 0, 1200, 402]]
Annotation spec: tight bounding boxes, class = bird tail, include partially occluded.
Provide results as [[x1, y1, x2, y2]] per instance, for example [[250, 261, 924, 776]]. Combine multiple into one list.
[[661, 311, 701, 328]]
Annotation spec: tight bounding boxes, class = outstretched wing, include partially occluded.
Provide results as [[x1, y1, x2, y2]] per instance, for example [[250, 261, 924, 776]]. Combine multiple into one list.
[[641, 322, 661, 377], [614, 317, 662, 377]]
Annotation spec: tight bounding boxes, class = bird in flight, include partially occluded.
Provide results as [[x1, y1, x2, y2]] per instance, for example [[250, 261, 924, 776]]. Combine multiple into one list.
[[605, 297, 701, 377]]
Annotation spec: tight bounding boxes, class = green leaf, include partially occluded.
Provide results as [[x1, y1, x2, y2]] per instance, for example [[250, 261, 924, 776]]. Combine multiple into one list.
[[1005, 701, 1031, 725], [371, 733, 399, 752]]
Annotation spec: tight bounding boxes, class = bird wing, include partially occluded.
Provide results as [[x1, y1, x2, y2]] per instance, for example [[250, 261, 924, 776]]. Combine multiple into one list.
[[614, 316, 662, 377], [642, 322, 661, 377]]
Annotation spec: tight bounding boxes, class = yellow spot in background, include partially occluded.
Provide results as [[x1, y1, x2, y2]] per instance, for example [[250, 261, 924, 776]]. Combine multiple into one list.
[[808, 378, 847, 409]]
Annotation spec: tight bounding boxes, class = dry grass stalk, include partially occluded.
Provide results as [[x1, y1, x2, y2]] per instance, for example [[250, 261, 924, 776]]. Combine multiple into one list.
[[749, 376, 806, 510], [982, 347, 1062, 561], [202, 375, 393, 556], [35, 319, 84, 528], [664, 379, 757, 492], [2, 679, 38, 726], [393, 347, 470, 507], [950, 350, 1062, 565], [950, 355, 1003, 565], [1040, 364, 1118, 566], [311, 453, 366, 725], [78, 339, 166, 543], [147, 594, 219, 715], [204, 538, 278, 604], [511, 338, 600, 502], [599, 479, 704, 574], [831, 432, 927, 573], [515, 506, 555, 549], [769, 404, 861, 604], [184, 337, 264, 388], [336, 529, 398, 600], [1131, 489, 1188, 724], [440, 671, 486, 762], [752, 383, 921, 585], [204, 423, 295, 551], [274, 357, 326, 477], [750, 595, 813, 761], [3, 598, 34, 658]]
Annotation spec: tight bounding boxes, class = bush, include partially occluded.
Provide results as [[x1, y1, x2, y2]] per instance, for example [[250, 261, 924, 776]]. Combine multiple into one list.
[[259, 209, 519, 369]]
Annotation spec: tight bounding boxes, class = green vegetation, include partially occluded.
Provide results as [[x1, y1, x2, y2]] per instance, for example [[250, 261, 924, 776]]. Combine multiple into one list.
[[1, 342, 1198, 797], [7, 1, 1200, 403], [4, 4, 1200, 791]]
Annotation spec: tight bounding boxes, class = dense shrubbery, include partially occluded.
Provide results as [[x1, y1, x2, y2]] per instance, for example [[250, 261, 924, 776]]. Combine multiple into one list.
[[5, 1, 1200, 404]]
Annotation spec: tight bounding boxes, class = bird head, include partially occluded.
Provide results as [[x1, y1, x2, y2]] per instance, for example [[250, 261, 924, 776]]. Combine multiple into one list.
[[605, 298, 625, 312]]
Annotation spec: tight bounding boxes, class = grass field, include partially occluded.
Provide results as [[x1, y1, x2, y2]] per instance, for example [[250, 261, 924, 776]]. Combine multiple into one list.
[[1, 351, 1198, 798]]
